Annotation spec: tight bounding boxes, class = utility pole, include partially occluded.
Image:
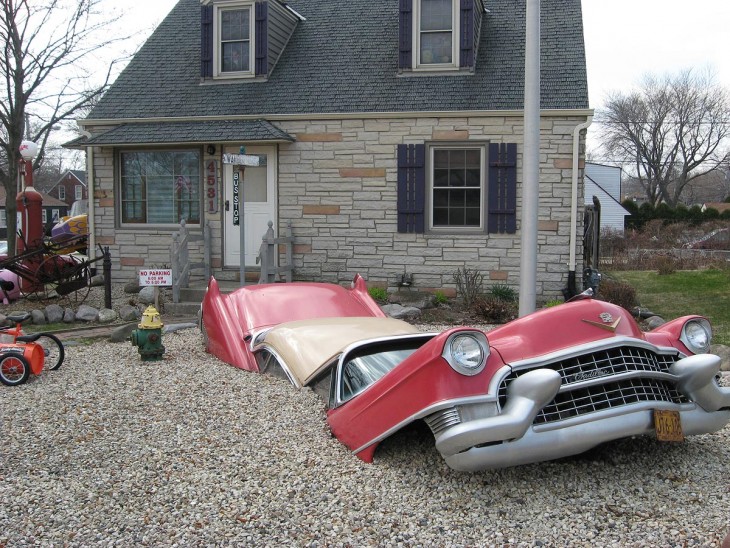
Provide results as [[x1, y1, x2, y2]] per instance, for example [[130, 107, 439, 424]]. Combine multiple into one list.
[[519, 0, 540, 316]]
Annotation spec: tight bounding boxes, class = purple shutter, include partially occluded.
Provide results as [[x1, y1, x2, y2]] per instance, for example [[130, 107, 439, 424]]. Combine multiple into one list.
[[397, 144, 426, 233], [201, 5, 214, 78], [255, 2, 268, 76], [488, 143, 517, 234], [459, 0, 474, 68], [399, 0, 413, 70]]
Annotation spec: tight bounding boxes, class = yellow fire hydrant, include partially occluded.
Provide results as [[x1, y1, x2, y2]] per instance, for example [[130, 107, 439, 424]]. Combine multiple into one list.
[[130, 306, 165, 361]]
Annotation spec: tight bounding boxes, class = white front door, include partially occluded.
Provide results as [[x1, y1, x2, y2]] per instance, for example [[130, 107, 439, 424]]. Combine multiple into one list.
[[223, 145, 277, 267]]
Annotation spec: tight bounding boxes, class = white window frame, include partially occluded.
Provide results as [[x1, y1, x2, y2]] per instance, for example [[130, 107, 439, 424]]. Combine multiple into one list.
[[427, 143, 487, 233], [414, 0, 459, 71], [213, 1, 255, 79], [75, 185, 83, 201], [58, 186, 65, 200], [42, 209, 47, 224]]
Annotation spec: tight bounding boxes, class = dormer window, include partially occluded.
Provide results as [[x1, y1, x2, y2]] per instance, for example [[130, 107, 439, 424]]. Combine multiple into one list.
[[218, 4, 253, 76], [201, 1, 302, 81], [417, 0, 457, 68], [399, 0, 484, 74]]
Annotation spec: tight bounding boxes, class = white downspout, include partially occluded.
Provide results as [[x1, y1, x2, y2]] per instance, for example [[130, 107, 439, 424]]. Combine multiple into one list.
[[569, 116, 593, 274]]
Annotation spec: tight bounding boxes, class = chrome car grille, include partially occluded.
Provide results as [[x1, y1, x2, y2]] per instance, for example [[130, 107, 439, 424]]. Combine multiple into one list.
[[498, 345, 691, 424]]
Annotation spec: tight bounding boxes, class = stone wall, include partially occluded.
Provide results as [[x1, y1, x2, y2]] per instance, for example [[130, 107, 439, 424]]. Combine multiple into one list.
[[86, 112, 588, 299]]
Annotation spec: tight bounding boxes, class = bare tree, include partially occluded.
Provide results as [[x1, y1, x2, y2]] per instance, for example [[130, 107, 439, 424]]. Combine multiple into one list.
[[598, 69, 730, 207], [0, 0, 126, 255]]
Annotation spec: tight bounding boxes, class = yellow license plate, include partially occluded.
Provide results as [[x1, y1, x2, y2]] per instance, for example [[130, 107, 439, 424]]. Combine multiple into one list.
[[654, 409, 684, 442]]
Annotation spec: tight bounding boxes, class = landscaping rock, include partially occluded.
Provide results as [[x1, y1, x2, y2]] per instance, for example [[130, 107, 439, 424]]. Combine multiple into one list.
[[110, 323, 137, 343], [90, 275, 105, 287], [31, 309, 46, 325], [119, 304, 141, 322], [381, 303, 421, 320], [124, 279, 141, 294], [388, 291, 437, 310], [63, 308, 75, 323], [139, 286, 158, 305], [645, 316, 666, 330], [76, 304, 99, 322], [45, 304, 64, 324], [164, 322, 197, 334], [98, 308, 118, 323]]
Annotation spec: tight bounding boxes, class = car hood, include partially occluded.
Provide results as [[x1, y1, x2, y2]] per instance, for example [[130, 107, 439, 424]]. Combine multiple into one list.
[[488, 299, 645, 364]]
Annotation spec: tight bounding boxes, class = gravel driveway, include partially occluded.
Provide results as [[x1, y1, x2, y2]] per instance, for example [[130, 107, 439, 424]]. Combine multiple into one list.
[[1, 329, 729, 547]]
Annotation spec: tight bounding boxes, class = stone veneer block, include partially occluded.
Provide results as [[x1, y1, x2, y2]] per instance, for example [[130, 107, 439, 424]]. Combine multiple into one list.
[[538, 220, 560, 231], [338, 168, 386, 178], [302, 205, 340, 216], [121, 257, 145, 266], [490, 271, 509, 281], [432, 130, 470, 140], [553, 158, 585, 169], [296, 133, 343, 142]]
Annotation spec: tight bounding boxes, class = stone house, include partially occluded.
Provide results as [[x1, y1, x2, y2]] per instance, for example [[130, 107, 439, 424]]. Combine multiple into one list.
[[71, 0, 591, 299]]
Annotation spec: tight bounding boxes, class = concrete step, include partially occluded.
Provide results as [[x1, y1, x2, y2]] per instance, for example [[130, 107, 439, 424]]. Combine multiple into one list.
[[167, 280, 250, 317]]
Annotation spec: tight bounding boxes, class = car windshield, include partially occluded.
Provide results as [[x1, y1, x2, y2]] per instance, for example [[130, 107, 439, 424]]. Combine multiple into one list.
[[340, 340, 425, 402]]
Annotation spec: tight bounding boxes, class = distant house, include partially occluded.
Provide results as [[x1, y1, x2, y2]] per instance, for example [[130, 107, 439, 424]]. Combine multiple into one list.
[[0, 187, 69, 240], [69, 0, 593, 298], [584, 163, 630, 233], [47, 170, 87, 208], [701, 202, 730, 215]]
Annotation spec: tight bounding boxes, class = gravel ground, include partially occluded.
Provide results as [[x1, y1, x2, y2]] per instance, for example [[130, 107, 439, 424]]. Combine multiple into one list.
[[1, 327, 729, 546]]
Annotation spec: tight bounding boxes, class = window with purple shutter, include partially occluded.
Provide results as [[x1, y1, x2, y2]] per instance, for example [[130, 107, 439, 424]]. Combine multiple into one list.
[[397, 144, 426, 233], [487, 143, 517, 234]]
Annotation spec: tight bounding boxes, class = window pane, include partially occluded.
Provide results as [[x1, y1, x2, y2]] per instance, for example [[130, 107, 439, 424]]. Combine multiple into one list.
[[121, 151, 200, 224], [433, 168, 449, 186], [433, 208, 448, 225], [420, 0, 452, 31], [420, 32, 452, 64], [433, 149, 449, 168], [222, 41, 249, 73], [449, 169, 465, 187], [465, 207, 480, 226], [449, 189, 466, 207], [465, 149, 480, 167], [221, 9, 250, 41], [449, 208, 464, 226], [465, 188, 481, 204], [433, 189, 449, 207]]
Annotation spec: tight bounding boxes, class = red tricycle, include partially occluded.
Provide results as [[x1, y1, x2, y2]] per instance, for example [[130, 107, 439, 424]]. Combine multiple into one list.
[[0, 312, 64, 386]]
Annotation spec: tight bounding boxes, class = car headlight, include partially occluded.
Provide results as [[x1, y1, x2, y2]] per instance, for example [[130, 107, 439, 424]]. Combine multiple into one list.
[[680, 318, 712, 354], [443, 332, 489, 376]]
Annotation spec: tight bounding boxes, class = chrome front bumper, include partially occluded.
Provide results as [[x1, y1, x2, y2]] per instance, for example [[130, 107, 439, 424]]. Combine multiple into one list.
[[433, 354, 730, 472]]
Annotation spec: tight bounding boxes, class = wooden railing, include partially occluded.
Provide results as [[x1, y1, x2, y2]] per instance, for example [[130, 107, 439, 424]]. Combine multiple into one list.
[[171, 219, 211, 303], [257, 220, 293, 284]]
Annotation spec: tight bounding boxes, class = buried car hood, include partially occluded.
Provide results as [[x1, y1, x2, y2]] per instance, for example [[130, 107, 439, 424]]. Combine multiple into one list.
[[487, 299, 649, 364]]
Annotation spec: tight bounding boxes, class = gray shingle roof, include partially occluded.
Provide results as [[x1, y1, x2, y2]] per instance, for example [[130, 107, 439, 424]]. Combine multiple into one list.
[[88, 0, 588, 121], [82, 120, 294, 145]]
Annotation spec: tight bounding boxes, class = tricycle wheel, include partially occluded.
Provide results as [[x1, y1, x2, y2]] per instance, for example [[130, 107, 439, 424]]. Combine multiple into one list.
[[36, 334, 65, 371], [0, 354, 30, 386]]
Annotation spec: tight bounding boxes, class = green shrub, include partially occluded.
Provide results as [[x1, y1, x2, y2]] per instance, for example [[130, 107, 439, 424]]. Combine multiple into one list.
[[596, 278, 638, 311], [368, 286, 388, 303], [472, 296, 517, 323], [543, 299, 564, 308], [433, 290, 448, 305], [490, 283, 517, 302]]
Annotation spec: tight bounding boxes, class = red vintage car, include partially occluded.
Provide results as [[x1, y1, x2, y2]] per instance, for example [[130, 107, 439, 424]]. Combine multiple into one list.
[[200, 275, 730, 471]]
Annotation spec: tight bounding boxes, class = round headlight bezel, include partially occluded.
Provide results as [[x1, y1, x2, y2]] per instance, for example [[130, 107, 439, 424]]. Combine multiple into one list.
[[442, 331, 490, 376], [680, 318, 712, 354]]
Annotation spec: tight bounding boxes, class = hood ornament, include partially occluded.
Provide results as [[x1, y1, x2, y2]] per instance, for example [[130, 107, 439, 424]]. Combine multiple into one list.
[[582, 312, 621, 332]]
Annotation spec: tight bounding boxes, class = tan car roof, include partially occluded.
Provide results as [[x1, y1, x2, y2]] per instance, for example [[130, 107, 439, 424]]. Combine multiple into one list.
[[261, 317, 421, 386]]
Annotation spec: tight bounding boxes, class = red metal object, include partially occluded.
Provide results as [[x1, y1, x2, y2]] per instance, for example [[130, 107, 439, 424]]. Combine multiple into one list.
[[201, 274, 385, 372]]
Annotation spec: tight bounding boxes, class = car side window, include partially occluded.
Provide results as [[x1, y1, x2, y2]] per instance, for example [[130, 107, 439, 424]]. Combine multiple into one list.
[[339, 343, 422, 403]]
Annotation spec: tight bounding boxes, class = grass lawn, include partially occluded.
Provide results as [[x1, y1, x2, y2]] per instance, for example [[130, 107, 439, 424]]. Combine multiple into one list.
[[607, 269, 730, 346]]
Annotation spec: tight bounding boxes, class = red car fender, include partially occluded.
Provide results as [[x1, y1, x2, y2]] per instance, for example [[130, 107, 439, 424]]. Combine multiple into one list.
[[326, 327, 507, 462], [644, 315, 707, 355], [201, 278, 258, 372]]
